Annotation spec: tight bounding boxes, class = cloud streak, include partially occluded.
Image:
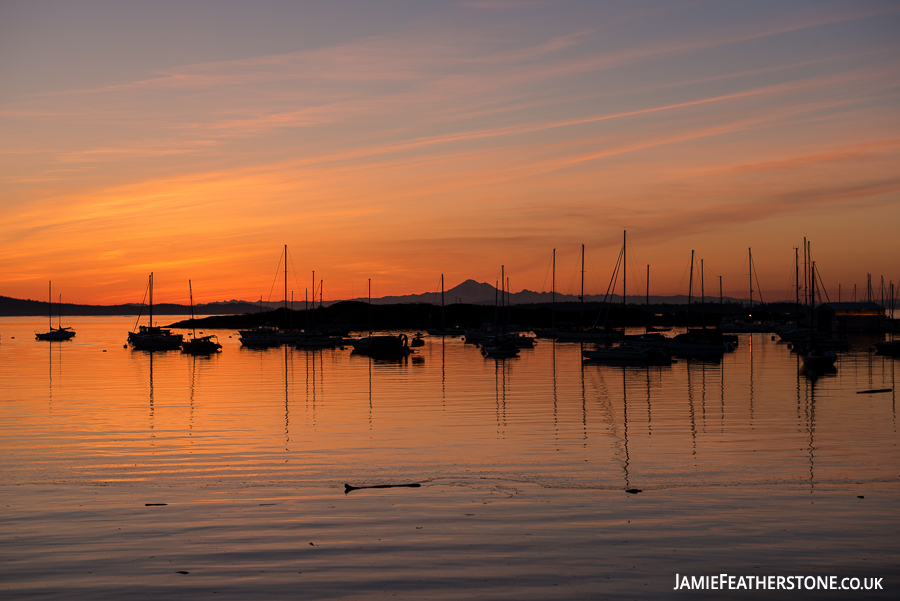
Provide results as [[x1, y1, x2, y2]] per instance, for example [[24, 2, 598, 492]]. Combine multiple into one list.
[[1, 1, 898, 302]]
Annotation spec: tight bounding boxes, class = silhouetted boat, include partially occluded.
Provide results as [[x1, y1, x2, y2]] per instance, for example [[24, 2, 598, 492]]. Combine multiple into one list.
[[582, 344, 671, 364], [295, 333, 342, 348], [410, 332, 425, 347], [181, 280, 222, 354], [238, 326, 281, 347], [718, 320, 772, 333], [800, 348, 837, 369], [875, 340, 900, 356], [426, 327, 462, 336], [798, 250, 837, 371], [128, 273, 184, 350], [35, 282, 75, 341], [481, 335, 520, 357], [353, 334, 412, 359], [182, 335, 222, 354]]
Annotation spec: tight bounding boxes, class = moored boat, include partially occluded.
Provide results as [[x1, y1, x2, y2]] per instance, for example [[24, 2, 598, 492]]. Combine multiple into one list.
[[238, 326, 281, 347], [182, 334, 222, 354], [800, 348, 837, 369], [180, 280, 222, 354], [875, 340, 900, 356], [481, 336, 520, 358], [128, 273, 184, 350], [582, 343, 671, 364], [352, 334, 412, 359], [35, 282, 76, 341]]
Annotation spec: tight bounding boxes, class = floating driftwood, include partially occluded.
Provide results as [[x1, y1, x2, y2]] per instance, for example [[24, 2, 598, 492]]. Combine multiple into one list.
[[856, 388, 892, 394], [145, 503, 168, 506], [344, 482, 422, 494]]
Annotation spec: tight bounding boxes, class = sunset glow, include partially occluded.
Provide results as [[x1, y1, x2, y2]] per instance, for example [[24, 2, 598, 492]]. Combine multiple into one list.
[[2, 0, 898, 305]]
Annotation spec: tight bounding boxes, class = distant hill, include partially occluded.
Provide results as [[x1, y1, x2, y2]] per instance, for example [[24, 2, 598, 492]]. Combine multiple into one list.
[[0, 295, 263, 317], [0, 279, 750, 316]]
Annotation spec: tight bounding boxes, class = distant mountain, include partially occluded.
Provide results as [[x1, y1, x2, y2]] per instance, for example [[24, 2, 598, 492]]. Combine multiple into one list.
[[0, 281, 749, 316], [348, 279, 737, 307]]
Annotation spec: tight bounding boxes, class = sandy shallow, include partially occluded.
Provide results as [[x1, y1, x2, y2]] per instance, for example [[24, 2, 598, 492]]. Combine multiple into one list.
[[2, 480, 897, 600]]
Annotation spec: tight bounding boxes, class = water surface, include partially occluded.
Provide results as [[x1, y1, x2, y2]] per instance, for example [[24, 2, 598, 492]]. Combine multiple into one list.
[[2, 317, 897, 599]]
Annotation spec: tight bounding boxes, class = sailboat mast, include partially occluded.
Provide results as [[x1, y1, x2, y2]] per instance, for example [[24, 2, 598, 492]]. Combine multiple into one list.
[[701, 258, 705, 328], [795, 247, 800, 324], [688, 250, 694, 314], [368, 278, 371, 335], [149, 273, 153, 327], [284, 244, 288, 328], [189, 279, 196, 339], [551, 249, 556, 328], [719, 275, 723, 312], [803, 236, 809, 305], [580, 244, 585, 322], [748, 248, 753, 312], [441, 274, 444, 327], [48, 281, 52, 330], [58, 293, 62, 329], [622, 230, 626, 332]]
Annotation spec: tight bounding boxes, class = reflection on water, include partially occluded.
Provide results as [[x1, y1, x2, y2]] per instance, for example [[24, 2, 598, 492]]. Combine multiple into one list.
[[0, 319, 898, 493], [3, 318, 899, 599]]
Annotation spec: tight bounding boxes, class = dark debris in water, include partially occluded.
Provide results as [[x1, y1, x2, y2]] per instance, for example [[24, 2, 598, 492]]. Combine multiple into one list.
[[625, 488, 642, 494], [145, 503, 167, 506], [344, 482, 422, 494]]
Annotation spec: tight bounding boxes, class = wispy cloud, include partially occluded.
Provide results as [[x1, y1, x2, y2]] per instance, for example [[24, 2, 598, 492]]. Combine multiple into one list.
[[2, 1, 898, 300]]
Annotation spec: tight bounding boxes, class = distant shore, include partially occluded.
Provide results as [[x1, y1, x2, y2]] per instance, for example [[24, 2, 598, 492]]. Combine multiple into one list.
[[160, 299, 802, 331]]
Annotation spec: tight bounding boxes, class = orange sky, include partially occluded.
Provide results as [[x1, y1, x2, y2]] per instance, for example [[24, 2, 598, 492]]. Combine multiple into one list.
[[2, 1, 899, 305]]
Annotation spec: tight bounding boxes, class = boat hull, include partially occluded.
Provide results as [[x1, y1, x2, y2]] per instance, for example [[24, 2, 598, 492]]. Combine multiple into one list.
[[181, 336, 222, 355], [36, 328, 76, 341]]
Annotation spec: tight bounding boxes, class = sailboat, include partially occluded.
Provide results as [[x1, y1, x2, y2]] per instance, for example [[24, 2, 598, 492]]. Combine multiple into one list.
[[35, 281, 76, 340], [128, 273, 184, 350], [582, 231, 669, 363], [799, 258, 836, 371], [181, 280, 221, 354], [426, 274, 460, 336]]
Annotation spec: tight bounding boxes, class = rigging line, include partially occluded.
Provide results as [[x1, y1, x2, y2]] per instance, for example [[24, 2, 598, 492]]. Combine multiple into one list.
[[814, 263, 831, 303], [540, 250, 553, 294], [585, 250, 605, 297], [566, 248, 581, 296], [623, 234, 645, 299], [751, 252, 765, 304], [430, 275, 442, 306], [674, 260, 690, 298], [131, 278, 150, 333], [780, 259, 796, 302], [288, 250, 305, 301], [267, 250, 285, 304], [594, 244, 624, 330]]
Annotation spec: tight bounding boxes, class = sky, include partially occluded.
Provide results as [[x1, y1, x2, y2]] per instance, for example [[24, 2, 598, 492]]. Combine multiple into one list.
[[2, 0, 899, 305]]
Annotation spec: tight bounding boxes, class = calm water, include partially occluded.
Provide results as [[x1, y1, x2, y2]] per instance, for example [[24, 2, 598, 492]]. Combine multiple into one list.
[[2, 317, 898, 599]]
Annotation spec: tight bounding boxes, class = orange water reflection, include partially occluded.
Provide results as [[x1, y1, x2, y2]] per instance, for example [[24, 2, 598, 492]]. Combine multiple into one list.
[[2, 317, 897, 493]]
